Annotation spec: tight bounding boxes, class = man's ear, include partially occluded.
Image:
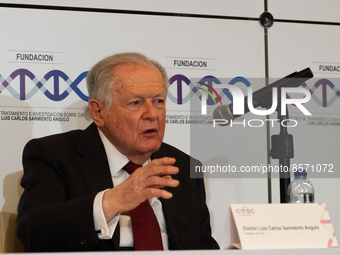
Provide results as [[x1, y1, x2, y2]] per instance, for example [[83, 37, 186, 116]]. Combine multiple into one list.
[[88, 99, 105, 127]]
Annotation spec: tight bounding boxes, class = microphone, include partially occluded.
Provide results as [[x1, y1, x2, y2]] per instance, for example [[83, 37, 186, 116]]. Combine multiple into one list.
[[213, 67, 314, 125]]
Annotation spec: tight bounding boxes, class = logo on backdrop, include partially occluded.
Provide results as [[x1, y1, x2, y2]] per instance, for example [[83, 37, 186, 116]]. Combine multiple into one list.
[[0, 69, 88, 101], [167, 75, 251, 105], [0, 69, 338, 109], [168, 75, 338, 109]]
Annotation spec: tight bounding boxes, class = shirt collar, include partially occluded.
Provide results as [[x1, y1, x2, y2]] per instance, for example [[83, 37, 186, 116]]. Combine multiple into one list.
[[98, 128, 149, 176]]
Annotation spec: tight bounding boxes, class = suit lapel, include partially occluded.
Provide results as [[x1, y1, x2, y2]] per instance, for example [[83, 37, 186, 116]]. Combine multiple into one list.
[[75, 123, 113, 194], [151, 145, 181, 249], [75, 123, 120, 250]]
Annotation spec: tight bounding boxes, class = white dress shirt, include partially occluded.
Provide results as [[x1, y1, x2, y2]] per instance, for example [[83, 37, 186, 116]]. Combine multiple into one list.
[[93, 129, 169, 249]]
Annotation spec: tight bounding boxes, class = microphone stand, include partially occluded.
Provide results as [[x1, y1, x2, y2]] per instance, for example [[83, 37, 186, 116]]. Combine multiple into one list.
[[266, 68, 312, 202], [269, 91, 294, 203], [213, 67, 313, 202]]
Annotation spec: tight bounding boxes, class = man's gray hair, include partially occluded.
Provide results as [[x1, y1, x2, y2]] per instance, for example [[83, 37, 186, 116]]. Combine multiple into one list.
[[85, 52, 168, 120]]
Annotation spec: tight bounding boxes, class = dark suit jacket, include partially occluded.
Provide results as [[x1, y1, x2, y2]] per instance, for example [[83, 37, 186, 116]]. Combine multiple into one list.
[[17, 123, 219, 252]]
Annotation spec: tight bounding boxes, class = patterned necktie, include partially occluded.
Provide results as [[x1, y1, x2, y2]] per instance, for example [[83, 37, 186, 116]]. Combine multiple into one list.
[[123, 161, 164, 251]]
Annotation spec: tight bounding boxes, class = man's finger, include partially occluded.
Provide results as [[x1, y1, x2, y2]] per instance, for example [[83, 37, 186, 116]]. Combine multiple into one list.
[[142, 175, 179, 189], [148, 157, 176, 167], [147, 165, 179, 177], [142, 188, 174, 200], [148, 175, 177, 189]]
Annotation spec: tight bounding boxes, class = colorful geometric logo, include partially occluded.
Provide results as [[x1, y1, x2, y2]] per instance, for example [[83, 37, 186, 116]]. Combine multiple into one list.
[[0, 69, 339, 108], [0, 69, 88, 101], [197, 82, 222, 106]]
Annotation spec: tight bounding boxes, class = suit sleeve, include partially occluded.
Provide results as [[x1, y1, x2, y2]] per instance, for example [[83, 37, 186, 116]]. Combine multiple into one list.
[[17, 138, 105, 252]]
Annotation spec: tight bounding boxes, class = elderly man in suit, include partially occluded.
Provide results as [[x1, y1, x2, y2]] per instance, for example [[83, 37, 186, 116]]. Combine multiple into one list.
[[17, 52, 219, 251]]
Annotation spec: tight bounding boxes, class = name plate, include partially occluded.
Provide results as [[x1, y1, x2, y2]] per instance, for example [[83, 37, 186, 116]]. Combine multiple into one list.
[[221, 203, 338, 250]]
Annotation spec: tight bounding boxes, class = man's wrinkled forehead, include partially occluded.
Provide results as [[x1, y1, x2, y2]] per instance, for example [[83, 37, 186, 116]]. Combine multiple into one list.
[[111, 62, 163, 87]]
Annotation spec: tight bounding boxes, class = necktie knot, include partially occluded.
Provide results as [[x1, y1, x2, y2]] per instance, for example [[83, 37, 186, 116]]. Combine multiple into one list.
[[123, 161, 142, 175]]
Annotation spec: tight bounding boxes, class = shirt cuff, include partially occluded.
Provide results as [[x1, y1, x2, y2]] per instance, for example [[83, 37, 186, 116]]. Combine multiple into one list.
[[93, 189, 120, 239]]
